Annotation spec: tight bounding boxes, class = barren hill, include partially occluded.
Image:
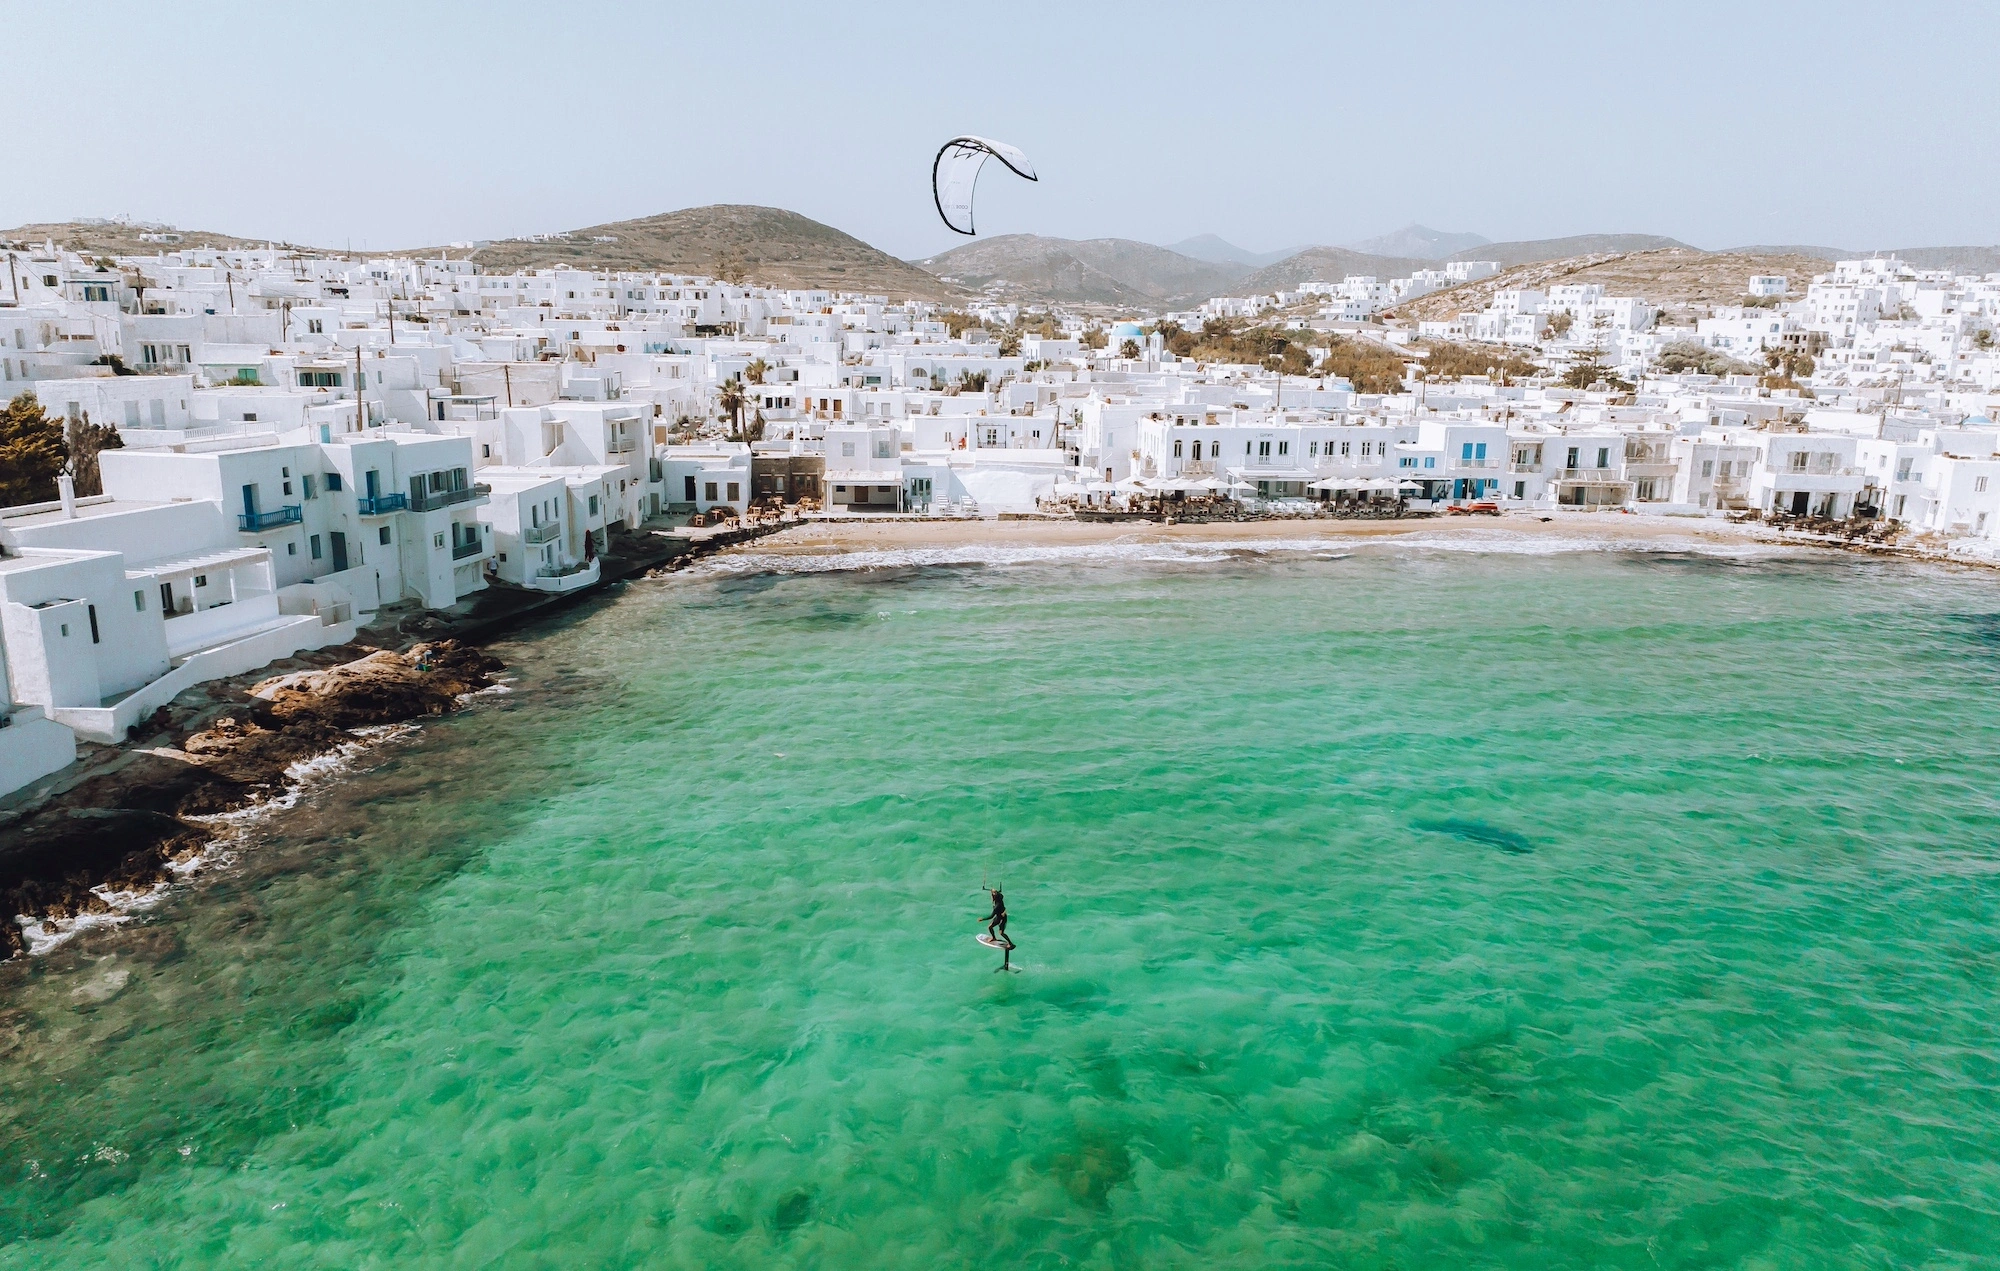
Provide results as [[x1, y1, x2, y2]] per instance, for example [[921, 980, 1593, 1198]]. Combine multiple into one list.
[[450, 206, 957, 300], [0, 221, 286, 256], [1346, 224, 1490, 259], [915, 235, 1252, 308], [1240, 247, 1432, 292], [1388, 248, 1840, 323]]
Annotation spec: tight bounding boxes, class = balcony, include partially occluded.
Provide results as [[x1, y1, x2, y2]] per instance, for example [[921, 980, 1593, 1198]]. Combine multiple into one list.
[[1556, 469, 1629, 484], [607, 436, 637, 454], [523, 521, 561, 545], [238, 506, 301, 531], [451, 534, 485, 560], [356, 493, 407, 515], [408, 482, 490, 513]]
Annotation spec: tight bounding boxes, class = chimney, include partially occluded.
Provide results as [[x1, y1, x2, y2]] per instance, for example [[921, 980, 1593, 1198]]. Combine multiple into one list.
[[57, 473, 76, 519]]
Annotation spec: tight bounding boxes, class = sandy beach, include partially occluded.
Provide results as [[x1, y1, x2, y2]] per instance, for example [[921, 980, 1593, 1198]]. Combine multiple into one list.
[[732, 511, 1788, 557]]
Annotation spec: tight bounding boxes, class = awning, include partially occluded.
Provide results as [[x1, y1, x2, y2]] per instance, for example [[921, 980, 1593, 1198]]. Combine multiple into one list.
[[1307, 476, 1399, 492], [1227, 467, 1318, 482], [126, 545, 269, 581]]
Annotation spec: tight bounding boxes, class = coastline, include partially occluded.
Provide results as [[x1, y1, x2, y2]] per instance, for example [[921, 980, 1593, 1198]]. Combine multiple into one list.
[[717, 509, 1796, 562], [0, 507, 1956, 959]]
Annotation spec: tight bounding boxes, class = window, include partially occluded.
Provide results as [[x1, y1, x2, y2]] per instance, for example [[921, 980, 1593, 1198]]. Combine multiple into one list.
[[1425, 457, 1436, 469], [434, 532, 447, 549], [87, 605, 99, 643], [310, 534, 322, 560], [1277, 441, 1289, 456], [841, 441, 856, 458], [588, 495, 599, 516], [307, 318, 323, 334], [1258, 441, 1271, 458], [282, 477, 291, 495], [1701, 460, 1714, 477], [1566, 446, 1579, 469], [704, 482, 718, 501], [302, 474, 316, 499], [379, 526, 391, 545], [193, 575, 208, 588], [481, 444, 491, 458], [325, 472, 343, 491], [1173, 439, 1183, 457], [1596, 447, 1609, 469], [1512, 481, 1525, 498], [1979, 477, 1991, 493], [727, 482, 740, 501], [133, 589, 145, 612], [287, 542, 297, 556], [1789, 451, 1809, 472]]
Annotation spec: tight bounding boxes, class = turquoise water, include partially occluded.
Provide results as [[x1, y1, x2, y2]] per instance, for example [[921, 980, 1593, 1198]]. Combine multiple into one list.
[[4, 538, 2000, 1267]]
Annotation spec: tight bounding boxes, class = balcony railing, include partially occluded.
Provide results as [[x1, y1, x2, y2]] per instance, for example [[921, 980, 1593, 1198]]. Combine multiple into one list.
[[607, 436, 637, 453], [408, 482, 490, 512], [451, 535, 485, 560], [1557, 468, 1630, 483], [356, 493, 407, 515], [523, 521, 561, 544], [238, 506, 301, 531]]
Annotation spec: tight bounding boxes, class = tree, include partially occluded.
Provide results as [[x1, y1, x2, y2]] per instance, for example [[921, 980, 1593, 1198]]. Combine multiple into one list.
[[0, 393, 66, 506], [67, 412, 123, 496], [716, 379, 747, 442], [743, 358, 769, 385], [1546, 312, 1574, 337], [1119, 338, 1141, 360]]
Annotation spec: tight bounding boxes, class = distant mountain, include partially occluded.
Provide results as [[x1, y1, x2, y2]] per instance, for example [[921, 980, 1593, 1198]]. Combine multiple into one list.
[[916, 235, 1253, 307], [1240, 247, 1433, 293], [1162, 234, 1308, 268], [1727, 244, 1852, 262], [1448, 234, 1692, 267], [447, 205, 956, 300], [1344, 224, 1490, 260]]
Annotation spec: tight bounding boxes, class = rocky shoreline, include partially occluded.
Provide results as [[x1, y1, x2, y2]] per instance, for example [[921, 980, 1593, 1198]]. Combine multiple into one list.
[[0, 516, 798, 959], [0, 641, 502, 958]]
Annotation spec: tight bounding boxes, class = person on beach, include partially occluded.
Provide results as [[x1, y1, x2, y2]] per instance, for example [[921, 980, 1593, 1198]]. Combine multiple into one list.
[[982, 886, 1012, 949]]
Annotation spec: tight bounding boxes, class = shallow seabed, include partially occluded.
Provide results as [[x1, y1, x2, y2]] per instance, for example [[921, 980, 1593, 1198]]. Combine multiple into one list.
[[3, 542, 1999, 1268]]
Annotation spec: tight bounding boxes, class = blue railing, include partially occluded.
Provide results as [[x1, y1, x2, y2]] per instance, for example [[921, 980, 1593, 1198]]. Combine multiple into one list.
[[238, 506, 302, 531], [356, 493, 407, 515]]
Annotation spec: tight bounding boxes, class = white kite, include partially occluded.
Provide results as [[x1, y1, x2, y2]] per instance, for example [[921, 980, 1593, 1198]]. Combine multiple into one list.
[[931, 136, 1038, 236]]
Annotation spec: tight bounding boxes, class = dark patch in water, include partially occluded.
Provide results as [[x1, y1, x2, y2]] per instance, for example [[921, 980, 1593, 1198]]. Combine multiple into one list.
[[1947, 613, 2000, 648], [1413, 818, 1534, 854], [774, 1190, 814, 1233]]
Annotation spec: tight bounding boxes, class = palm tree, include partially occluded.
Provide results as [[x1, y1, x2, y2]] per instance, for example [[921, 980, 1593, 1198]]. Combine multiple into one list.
[[744, 358, 769, 385], [717, 379, 747, 441]]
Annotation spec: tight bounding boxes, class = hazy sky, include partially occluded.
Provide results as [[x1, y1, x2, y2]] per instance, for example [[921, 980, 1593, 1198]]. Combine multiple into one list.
[[7, 1, 1997, 260]]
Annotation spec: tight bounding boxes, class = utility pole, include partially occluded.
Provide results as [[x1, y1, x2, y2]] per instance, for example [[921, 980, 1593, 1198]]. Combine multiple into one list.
[[355, 344, 365, 431], [225, 269, 235, 312]]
